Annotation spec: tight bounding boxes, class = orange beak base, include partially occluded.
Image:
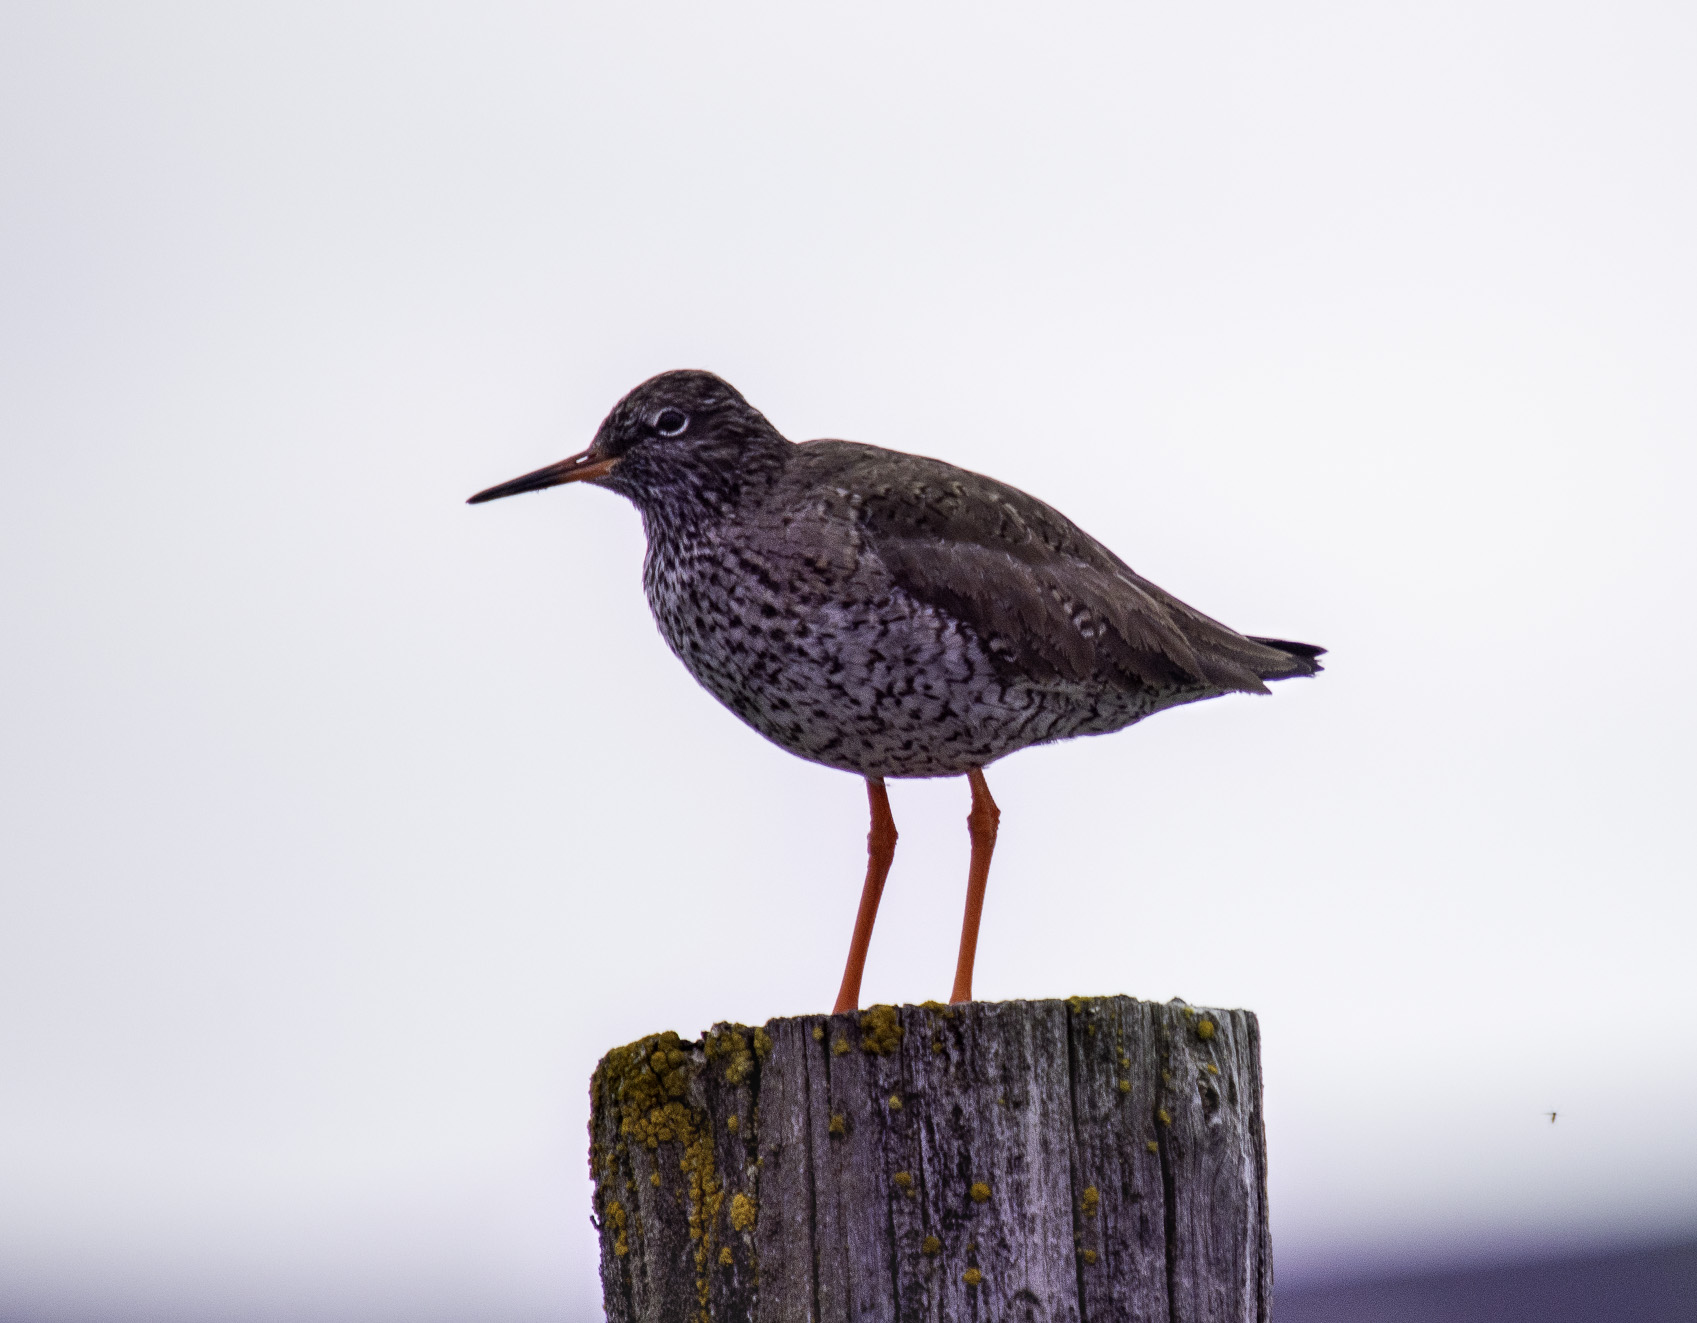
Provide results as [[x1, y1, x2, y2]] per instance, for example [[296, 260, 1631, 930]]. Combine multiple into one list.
[[466, 448, 620, 504]]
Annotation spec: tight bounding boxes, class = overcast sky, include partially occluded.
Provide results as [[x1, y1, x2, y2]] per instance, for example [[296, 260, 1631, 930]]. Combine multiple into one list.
[[2, 4, 1694, 1320]]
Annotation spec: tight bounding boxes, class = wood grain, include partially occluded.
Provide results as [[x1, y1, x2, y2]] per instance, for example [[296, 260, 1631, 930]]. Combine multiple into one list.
[[590, 997, 1269, 1322]]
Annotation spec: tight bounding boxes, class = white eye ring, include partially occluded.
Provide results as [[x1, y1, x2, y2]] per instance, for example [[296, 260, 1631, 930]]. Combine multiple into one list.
[[654, 409, 689, 437]]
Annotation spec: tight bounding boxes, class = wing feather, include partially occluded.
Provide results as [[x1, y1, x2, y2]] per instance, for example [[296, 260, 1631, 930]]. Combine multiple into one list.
[[791, 441, 1315, 692]]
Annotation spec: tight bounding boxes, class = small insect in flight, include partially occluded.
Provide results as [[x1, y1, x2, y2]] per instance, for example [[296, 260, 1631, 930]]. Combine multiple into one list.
[[1546, 1111, 1558, 1124]]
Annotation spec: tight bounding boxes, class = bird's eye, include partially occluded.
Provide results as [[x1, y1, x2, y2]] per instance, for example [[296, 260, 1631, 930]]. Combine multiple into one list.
[[654, 408, 689, 437]]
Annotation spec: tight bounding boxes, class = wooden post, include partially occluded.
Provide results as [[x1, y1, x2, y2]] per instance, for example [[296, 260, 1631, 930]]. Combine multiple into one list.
[[589, 996, 1270, 1323]]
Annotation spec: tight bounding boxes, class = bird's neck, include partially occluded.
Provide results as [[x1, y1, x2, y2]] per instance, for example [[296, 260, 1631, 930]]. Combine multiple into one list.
[[627, 433, 793, 542]]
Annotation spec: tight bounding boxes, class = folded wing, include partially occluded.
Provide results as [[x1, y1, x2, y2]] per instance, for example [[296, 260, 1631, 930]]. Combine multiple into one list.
[[808, 442, 1323, 693]]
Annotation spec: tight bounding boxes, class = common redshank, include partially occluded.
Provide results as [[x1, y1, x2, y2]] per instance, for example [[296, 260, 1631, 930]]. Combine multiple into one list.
[[470, 370, 1322, 1012]]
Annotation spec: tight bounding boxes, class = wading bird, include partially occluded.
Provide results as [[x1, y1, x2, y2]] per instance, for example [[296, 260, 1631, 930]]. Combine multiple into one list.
[[470, 371, 1322, 1012]]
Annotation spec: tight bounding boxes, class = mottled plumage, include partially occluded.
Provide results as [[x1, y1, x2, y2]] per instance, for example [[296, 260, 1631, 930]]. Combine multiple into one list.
[[470, 369, 1323, 1008]]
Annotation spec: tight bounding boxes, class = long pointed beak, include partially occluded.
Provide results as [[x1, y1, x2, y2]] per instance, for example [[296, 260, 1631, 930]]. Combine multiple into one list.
[[466, 447, 620, 504]]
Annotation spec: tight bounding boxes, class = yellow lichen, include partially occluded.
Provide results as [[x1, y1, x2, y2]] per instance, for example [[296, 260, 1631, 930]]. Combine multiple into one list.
[[812, 1025, 825, 1042], [918, 1000, 954, 1019], [1157, 1108, 1172, 1127], [590, 1032, 723, 1311], [752, 1026, 772, 1059], [893, 1171, 914, 1190], [831, 1038, 851, 1056], [1081, 1248, 1098, 1265], [922, 1234, 942, 1256], [598, 1033, 692, 1120], [650, 1172, 660, 1187], [679, 1131, 723, 1305], [606, 1200, 629, 1257], [932, 1039, 945, 1054], [1146, 1140, 1160, 1153], [719, 1246, 733, 1266], [727, 1115, 739, 1132], [1205, 1063, 1220, 1075], [710, 1027, 755, 1085], [963, 1267, 983, 1286], [887, 1094, 903, 1110], [860, 1004, 903, 1055], [1081, 1186, 1099, 1218], [970, 1182, 990, 1203], [1197, 1019, 1215, 1041], [828, 1113, 846, 1137], [730, 1192, 757, 1232], [1117, 1079, 1131, 1094]]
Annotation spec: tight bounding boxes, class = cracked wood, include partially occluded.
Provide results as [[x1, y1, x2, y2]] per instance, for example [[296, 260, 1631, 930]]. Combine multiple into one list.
[[590, 996, 1270, 1323]]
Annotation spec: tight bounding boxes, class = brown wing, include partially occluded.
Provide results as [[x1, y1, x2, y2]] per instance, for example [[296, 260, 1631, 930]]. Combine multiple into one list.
[[795, 441, 1320, 693]]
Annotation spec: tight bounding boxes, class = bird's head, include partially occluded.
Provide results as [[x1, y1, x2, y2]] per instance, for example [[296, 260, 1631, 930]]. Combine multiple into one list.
[[467, 370, 790, 520]]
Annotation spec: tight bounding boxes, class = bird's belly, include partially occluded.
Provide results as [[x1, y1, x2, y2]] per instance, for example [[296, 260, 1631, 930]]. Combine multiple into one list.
[[643, 546, 1176, 778]]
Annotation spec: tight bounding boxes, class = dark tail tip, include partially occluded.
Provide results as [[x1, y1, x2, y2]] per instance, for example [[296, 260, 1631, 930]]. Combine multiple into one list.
[[1250, 637, 1326, 660], [1249, 636, 1326, 676]]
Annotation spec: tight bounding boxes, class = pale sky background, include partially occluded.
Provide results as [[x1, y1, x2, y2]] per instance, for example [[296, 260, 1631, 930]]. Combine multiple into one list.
[[2, 4, 1694, 1320]]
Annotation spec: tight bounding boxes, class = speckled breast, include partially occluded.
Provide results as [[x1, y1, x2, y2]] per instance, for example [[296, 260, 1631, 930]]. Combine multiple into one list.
[[640, 527, 1174, 779]]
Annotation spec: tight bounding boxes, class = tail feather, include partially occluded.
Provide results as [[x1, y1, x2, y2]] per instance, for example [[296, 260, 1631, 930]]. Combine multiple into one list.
[[1247, 635, 1326, 679]]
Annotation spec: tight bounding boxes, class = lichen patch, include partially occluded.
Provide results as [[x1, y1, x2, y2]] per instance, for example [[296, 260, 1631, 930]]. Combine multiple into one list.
[[859, 1004, 903, 1055], [590, 1032, 724, 1311]]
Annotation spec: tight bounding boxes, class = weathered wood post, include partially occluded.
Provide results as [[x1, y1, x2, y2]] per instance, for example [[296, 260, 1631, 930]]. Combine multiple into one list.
[[589, 996, 1270, 1322]]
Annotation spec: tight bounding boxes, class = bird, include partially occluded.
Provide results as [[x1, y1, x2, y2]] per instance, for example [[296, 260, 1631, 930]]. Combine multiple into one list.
[[469, 370, 1323, 1013]]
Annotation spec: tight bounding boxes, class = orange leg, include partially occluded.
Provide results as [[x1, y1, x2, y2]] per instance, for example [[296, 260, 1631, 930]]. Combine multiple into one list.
[[949, 769, 1000, 1005], [833, 778, 899, 1015]]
